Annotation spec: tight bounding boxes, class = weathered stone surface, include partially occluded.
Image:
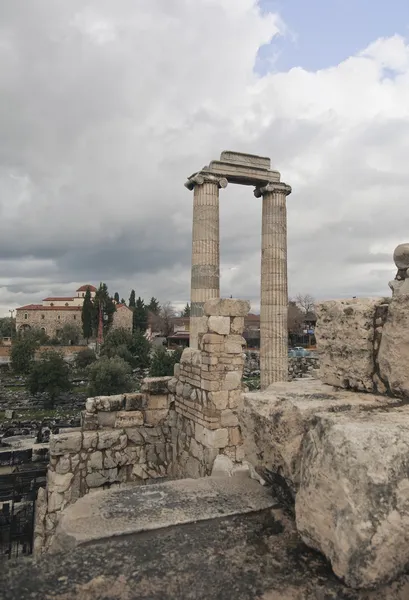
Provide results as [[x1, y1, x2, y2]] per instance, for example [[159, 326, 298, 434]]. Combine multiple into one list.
[[222, 371, 241, 391], [208, 390, 229, 410], [141, 377, 172, 395], [230, 317, 244, 334], [97, 430, 122, 450], [95, 395, 124, 412], [85, 398, 96, 413], [378, 294, 409, 398], [208, 316, 230, 335], [204, 298, 250, 317], [239, 379, 398, 491], [97, 412, 116, 428], [50, 432, 82, 456], [145, 409, 168, 426], [82, 431, 98, 450], [124, 393, 147, 411], [47, 471, 74, 494], [316, 298, 382, 392], [126, 428, 144, 445], [88, 451, 103, 470], [115, 411, 144, 428], [195, 423, 228, 448], [296, 407, 409, 589]]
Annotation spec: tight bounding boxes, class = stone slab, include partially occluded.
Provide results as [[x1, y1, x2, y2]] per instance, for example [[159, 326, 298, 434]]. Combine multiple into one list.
[[220, 150, 271, 169], [50, 477, 275, 551]]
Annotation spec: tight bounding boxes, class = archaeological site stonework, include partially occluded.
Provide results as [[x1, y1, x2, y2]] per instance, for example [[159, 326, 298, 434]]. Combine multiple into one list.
[[185, 151, 291, 389]]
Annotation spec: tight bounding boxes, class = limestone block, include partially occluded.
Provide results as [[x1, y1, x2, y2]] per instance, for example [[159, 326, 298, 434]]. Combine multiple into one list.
[[98, 412, 116, 428], [224, 341, 244, 354], [146, 394, 169, 410], [200, 378, 221, 392], [231, 317, 245, 334], [95, 395, 124, 412], [195, 423, 229, 448], [316, 298, 383, 392], [124, 393, 147, 411], [88, 451, 103, 470], [228, 427, 242, 446], [208, 316, 230, 335], [378, 294, 409, 398], [55, 455, 71, 475], [141, 376, 173, 395], [144, 409, 168, 426], [82, 431, 98, 450], [296, 408, 409, 589], [50, 432, 82, 457], [81, 411, 98, 431], [204, 298, 250, 317], [174, 363, 181, 377], [132, 464, 149, 480], [211, 454, 235, 477], [47, 471, 74, 494], [222, 371, 242, 391], [167, 378, 178, 394], [104, 450, 118, 469], [221, 409, 239, 427], [228, 390, 243, 409], [202, 333, 225, 345], [48, 491, 64, 513], [208, 390, 229, 410], [185, 456, 202, 478], [182, 383, 193, 399], [189, 437, 204, 461], [85, 471, 106, 488], [115, 411, 144, 428], [97, 430, 122, 450], [175, 380, 184, 398], [126, 428, 144, 445], [85, 398, 96, 413]]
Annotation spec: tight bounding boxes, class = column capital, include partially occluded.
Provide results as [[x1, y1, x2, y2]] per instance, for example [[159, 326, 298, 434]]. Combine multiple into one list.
[[254, 182, 292, 198], [185, 172, 228, 191]]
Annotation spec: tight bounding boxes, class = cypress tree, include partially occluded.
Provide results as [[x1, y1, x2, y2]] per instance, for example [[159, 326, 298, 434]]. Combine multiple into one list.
[[133, 297, 148, 332], [182, 303, 191, 317], [129, 290, 136, 308], [114, 292, 120, 303], [148, 297, 161, 315], [81, 287, 93, 342]]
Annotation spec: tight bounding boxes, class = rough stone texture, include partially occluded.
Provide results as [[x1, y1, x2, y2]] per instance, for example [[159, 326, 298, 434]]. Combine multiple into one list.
[[315, 298, 384, 392], [239, 379, 398, 492], [378, 294, 409, 398], [296, 407, 409, 589], [204, 298, 250, 317]]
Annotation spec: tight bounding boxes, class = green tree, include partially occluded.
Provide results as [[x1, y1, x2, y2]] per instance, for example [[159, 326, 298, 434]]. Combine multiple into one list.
[[92, 283, 116, 335], [75, 348, 97, 370], [27, 350, 71, 407], [81, 287, 93, 342], [182, 303, 191, 317], [57, 323, 81, 345], [148, 297, 161, 315], [133, 297, 148, 332], [129, 290, 136, 308], [0, 317, 15, 338], [150, 347, 183, 377], [114, 292, 120, 303], [87, 356, 133, 396], [100, 327, 151, 369], [120, 298, 126, 305], [10, 335, 37, 374]]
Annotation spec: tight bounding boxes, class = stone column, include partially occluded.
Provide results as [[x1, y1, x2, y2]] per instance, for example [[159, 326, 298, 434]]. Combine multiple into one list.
[[185, 173, 228, 349], [254, 182, 292, 389]]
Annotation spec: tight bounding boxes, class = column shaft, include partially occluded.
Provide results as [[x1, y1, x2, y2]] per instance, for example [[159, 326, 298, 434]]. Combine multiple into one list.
[[259, 185, 290, 389], [190, 180, 220, 348]]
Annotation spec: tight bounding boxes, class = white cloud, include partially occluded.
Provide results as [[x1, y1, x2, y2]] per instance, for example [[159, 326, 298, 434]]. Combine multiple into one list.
[[0, 0, 407, 315]]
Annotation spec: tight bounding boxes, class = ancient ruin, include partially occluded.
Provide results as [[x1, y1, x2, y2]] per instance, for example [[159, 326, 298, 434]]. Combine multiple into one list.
[[185, 151, 291, 390]]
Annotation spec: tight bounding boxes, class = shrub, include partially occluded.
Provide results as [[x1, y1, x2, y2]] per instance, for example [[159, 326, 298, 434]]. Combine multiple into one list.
[[10, 336, 37, 374], [150, 347, 183, 377], [87, 356, 133, 396], [27, 350, 71, 407], [75, 348, 97, 369], [100, 327, 151, 369]]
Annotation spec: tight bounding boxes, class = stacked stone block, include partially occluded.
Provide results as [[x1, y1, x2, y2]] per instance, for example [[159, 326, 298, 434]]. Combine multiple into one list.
[[171, 298, 249, 477]]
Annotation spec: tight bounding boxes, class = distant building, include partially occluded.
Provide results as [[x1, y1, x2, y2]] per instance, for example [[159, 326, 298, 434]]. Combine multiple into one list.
[[15, 285, 132, 339]]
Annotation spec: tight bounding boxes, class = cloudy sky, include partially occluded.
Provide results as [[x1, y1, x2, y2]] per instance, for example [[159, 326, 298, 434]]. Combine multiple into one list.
[[1, 0, 409, 316]]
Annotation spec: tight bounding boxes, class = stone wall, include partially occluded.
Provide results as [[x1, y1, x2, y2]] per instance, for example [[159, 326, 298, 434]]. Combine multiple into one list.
[[244, 351, 319, 382], [172, 298, 249, 477], [16, 308, 82, 338], [34, 297, 251, 554]]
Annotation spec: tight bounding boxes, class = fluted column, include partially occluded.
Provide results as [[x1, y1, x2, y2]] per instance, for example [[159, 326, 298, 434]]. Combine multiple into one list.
[[254, 182, 292, 389], [185, 173, 228, 348]]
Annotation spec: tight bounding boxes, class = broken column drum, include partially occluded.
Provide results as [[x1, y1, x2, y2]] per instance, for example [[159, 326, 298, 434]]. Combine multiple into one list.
[[185, 151, 292, 388]]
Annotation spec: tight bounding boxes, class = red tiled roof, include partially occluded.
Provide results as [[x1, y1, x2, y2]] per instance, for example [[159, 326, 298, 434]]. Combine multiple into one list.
[[43, 297, 75, 301], [116, 303, 131, 310], [16, 305, 81, 311], [76, 284, 97, 292]]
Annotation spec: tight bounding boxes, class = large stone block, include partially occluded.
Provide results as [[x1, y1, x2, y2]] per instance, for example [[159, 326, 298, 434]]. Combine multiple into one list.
[[204, 298, 250, 317], [50, 432, 82, 457], [296, 408, 409, 589], [378, 294, 409, 398], [195, 423, 229, 448], [208, 316, 230, 335], [47, 471, 74, 494], [141, 376, 173, 395], [315, 298, 382, 392], [222, 371, 242, 391], [124, 393, 147, 411], [115, 411, 144, 428]]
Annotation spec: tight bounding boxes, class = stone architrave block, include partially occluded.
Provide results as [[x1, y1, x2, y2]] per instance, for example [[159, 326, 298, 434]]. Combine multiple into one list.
[[315, 298, 382, 392], [50, 432, 82, 457], [204, 298, 250, 317], [115, 411, 143, 428], [296, 407, 409, 589], [208, 316, 230, 335], [378, 294, 409, 398]]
